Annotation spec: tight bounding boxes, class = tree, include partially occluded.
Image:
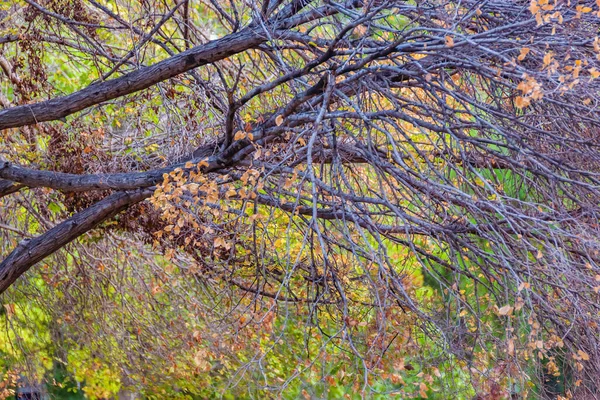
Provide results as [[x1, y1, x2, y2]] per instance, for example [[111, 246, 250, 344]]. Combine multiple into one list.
[[1, 0, 600, 397]]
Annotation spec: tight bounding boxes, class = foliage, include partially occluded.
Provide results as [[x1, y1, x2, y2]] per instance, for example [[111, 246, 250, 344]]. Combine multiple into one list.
[[1, 0, 600, 398]]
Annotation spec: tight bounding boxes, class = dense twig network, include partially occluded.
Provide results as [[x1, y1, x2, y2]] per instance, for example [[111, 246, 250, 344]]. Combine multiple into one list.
[[1, 0, 600, 397]]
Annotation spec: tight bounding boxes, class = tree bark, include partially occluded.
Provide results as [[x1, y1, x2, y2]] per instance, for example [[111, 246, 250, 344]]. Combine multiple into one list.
[[0, 27, 264, 130], [0, 189, 152, 294]]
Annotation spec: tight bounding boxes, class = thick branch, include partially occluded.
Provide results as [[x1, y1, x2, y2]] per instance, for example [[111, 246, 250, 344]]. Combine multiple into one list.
[[0, 27, 264, 130], [0, 179, 24, 198], [0, 140, 222, 192], [0, 189, 152, 294], [0, 160, 172, 191]]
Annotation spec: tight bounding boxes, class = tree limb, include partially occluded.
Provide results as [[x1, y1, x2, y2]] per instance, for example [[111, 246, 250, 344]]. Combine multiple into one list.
[[0, 27, 265, 130], [0, 189, 152, 294]]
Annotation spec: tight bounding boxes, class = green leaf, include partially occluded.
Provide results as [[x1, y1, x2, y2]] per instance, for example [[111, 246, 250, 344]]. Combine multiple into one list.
[[48, 202, 61, 214]]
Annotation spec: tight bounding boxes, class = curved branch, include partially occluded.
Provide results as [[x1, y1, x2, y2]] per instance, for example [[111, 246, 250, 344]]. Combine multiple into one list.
[[0, 189, 152, 294], [0, 27, 265, 130]]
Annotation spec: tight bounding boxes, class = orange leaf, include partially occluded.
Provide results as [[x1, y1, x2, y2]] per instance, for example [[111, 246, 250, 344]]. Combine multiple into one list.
[[234, 131, 246, 140], [518, 47, 530, 61], [543, 52, 554, 67], [530, 0, 539, 14], [515, 96, 530, 109], [578, 350, 590, 361]]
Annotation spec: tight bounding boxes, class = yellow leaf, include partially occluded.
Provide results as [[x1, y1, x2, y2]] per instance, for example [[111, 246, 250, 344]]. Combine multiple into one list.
[[577, 5, 593, 13], [578, 350, 590, 361], [275, 115, 284, 126]]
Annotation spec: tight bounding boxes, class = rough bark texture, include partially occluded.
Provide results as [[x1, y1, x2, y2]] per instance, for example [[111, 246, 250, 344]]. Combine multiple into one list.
[[0, 160, 173, 191], [0, 189, 151, 293], [0, 27, 263, 130]]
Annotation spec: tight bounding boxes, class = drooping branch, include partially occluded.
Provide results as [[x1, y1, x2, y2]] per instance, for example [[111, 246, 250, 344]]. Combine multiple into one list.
[[0, 189, 153, 294]]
